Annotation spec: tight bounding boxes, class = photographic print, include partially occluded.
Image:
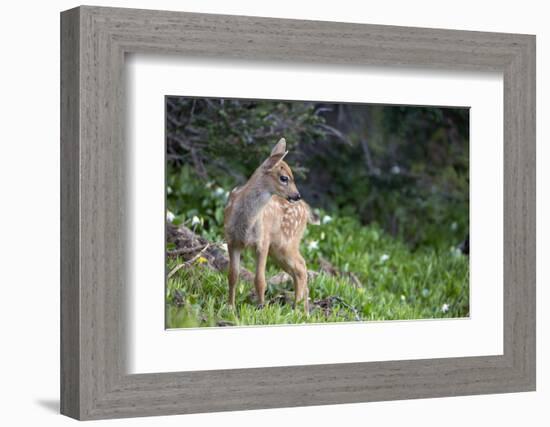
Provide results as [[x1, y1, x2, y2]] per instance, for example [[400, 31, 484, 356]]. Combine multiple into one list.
[[165, 97, 469, 328]]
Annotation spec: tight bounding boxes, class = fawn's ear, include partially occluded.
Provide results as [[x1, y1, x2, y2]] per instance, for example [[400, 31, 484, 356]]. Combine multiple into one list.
[[262, 138, 288, 171], [270, 138, 287, 156], [262, 150, 288, 171]]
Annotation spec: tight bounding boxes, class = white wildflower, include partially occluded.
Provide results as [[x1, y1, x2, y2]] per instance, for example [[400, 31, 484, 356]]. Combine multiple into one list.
[[450, 247, 462, 258], [322, 215, 333, 224], [391, 165, 401, 174], [214, 187, 225, 197], [220, 243, 228, 252], [166, 210, 175, 223], [307, 240, 319, 251], [191, 215, 201, 227], [441, 303, 450, 313], [380, 253, 390, 263], [400, 294, 406, 302]]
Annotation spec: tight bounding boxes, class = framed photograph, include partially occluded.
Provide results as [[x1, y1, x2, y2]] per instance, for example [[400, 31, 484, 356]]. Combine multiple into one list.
[[61, 6, 536, 420]]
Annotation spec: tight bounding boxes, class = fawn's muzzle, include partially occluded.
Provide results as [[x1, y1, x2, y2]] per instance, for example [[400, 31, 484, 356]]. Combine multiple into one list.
[[288, 193, 301, 202]]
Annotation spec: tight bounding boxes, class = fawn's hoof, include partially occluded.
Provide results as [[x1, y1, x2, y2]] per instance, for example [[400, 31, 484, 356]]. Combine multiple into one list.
[[293, 299, 310, 315]]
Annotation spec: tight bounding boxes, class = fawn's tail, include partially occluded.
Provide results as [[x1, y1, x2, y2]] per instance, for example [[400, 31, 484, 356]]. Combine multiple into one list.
[[304, 202, 320, 225]]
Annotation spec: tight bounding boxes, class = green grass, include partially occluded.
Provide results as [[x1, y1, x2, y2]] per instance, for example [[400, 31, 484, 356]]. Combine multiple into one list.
[[166, 214, 469, 328]]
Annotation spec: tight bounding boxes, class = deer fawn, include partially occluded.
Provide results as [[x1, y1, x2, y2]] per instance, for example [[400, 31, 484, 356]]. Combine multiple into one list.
[[224, 138, 313, 312]]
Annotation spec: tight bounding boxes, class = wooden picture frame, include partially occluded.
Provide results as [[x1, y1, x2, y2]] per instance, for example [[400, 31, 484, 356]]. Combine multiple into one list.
[[60, 5, 536, 420]]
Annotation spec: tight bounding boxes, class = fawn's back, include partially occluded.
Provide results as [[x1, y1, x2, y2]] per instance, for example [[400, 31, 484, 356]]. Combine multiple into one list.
[[225, 188, 309, 252], [260, 196, 309, 254]]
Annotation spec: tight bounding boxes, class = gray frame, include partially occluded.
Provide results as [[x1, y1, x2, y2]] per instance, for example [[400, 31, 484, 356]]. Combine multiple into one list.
[[61, 5, 536, 420]]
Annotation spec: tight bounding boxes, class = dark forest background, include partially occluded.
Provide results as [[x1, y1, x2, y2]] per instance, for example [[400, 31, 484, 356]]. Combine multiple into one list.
[[166, 97, 469, 251]]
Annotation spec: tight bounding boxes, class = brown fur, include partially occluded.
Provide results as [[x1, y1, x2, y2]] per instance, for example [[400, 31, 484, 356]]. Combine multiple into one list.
[[224, 138, 311, 312]]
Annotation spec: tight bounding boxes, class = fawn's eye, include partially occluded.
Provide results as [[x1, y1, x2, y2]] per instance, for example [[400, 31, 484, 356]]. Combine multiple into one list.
[[279, 175, 289, 184]]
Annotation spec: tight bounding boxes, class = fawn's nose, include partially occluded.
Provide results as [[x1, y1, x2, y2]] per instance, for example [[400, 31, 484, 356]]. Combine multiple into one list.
[[289, 192, 301, 202]]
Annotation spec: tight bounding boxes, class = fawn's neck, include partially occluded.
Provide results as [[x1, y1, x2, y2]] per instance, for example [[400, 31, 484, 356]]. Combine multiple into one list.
[[231, 178, 272, 240], [239, 181, 272, 222]]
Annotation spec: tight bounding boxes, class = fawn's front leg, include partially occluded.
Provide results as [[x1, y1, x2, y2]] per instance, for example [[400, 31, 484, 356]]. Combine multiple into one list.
[[227, 244, 241, 307], [254, 244, 269, 307]]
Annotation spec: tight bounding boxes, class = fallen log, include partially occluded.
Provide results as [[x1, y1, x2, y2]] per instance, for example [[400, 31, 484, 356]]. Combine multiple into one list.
[[166, 222, 254, 281]]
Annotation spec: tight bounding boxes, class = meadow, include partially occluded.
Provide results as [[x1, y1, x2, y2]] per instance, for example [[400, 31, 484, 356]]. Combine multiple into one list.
[[165, 175, 469, 328]]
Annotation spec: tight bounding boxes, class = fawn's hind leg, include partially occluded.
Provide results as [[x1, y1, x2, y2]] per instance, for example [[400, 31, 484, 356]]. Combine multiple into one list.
[[227, 244, 241, 307], [291, 254, 309, 313], [272, 248, 309, 314]]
